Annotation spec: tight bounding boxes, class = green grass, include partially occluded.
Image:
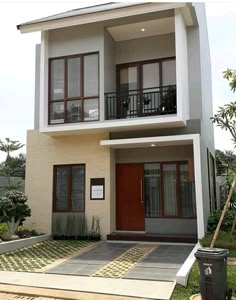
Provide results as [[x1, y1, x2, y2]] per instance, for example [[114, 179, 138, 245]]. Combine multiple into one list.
[[170, 263, 199, 300], [170, 263, 236, 300], [0, 240, 94, 272], [171, 231, 236, 299], [200, 231, 236, 257]]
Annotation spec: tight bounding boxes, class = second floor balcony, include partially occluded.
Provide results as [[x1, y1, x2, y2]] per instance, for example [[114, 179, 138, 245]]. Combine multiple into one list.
[[105, 85, 176, 120]]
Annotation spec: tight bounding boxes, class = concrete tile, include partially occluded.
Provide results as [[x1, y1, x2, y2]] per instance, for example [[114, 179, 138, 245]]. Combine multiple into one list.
[[0, 271, 175, 300]]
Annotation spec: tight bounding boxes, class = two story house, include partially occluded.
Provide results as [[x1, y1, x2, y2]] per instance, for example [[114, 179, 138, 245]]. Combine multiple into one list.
[[17, 2, 216, 241]]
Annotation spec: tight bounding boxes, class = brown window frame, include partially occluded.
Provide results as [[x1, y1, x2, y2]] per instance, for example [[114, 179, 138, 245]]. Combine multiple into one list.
[[48, 52, 100, 125], [53, 164, 86, 213], [116, 56, 176, 93], [144, 161, 196, 219]]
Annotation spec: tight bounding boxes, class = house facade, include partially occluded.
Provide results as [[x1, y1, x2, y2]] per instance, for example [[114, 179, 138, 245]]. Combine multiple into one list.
[[18, 2, 216, 241]]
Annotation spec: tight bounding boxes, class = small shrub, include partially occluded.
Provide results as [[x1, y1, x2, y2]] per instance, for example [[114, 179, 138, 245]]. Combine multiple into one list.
[[207, 209, 235, 233], [15, 226, 39, 238], [0, 223, 8, 237]]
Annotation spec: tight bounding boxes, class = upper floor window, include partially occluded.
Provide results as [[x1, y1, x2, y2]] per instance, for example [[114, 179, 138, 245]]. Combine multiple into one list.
[[49, 52, 99, 125]]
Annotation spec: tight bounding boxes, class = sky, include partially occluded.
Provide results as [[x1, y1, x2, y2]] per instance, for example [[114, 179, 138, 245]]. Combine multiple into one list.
[[0, 0, 236, 162]]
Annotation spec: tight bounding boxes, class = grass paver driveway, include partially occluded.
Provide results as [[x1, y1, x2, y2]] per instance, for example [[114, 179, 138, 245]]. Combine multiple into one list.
[[0, 240, 95, 272]]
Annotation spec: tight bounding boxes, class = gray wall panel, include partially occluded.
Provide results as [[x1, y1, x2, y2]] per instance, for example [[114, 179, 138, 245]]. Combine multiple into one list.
[[145, 218, 197, 235]]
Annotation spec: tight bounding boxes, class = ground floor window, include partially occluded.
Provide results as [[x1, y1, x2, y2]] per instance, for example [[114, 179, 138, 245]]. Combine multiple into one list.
[[53, 164, 85, 212], [144, 161, 196, 218]]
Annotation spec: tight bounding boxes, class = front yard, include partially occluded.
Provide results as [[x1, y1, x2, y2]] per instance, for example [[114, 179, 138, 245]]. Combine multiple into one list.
[[171, 231, 236, 300], [0, 240, 95, 272], [170, 263, 236, 300]]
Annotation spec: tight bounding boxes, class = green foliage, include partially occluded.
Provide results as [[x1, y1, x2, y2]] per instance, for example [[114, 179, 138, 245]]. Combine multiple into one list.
[[216, 149, 236, 175], [211, 69, 236, 146], [0, 223, 8, 236], [200, 231, 236, 250], [170, 263, 199, 300], [207, 209, 235, 233], [223, 69, 236, 92], [0, 138, 24, 161], [53, 214, 101, 240], [0, 190, 31, 224], [211, 102, 236, 146], [170, 262, 236, 299], [15, 226, 39, 238], [90, 216, 101, 239], [0, 154, 26, 178]]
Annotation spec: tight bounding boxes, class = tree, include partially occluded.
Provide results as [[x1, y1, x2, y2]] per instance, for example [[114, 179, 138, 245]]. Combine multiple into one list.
[[0, 138, 24, 188], [210, 70, 236, 244], [211, 69, 236, 146], [0, 138, 24, 161], [0, 153, 26, 179], [0, 191, 31, 240], [215, 149, 236, 176]]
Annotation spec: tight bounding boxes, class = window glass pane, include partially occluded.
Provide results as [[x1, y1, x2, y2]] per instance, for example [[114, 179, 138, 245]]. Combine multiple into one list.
[[84, 98, 99, 121], [71, 166, 85, 211], [55, 167, 69, 211], [144, 163, 161, 217], [120, 67, 137, 92], [142, 63, 160, 115], [51, 59, 64, 100], [143, 63, 160, 89], [163, 164, 177, 216], [67, 100, 82, 122], [67, 57, 81, 98], [180, 163, 196, 218], [50, 102, 64, 124], [162, 60, 176, 86], [84, 54, 99, 97]]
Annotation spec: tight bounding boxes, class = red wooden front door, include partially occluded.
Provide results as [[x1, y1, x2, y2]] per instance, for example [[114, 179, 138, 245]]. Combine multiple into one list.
[[116, 164, 145, 231]]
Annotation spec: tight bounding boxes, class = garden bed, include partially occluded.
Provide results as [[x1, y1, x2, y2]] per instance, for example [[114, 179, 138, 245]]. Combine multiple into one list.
[[0, 234, 51, 254]]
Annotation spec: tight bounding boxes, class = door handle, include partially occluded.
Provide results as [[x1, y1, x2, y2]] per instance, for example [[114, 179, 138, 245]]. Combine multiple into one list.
[[141, 179, 143, 203]]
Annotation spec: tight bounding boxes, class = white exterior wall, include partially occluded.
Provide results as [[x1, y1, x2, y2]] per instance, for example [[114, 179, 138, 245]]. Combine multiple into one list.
[[194, 3, 215, 230], [39, 24, 105, 131], [116, 33, 175, 64], [175, 9, 189, 122]]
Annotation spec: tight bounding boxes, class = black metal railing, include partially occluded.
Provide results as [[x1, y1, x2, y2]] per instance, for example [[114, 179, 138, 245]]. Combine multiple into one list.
[[105, 85, 176, 120]]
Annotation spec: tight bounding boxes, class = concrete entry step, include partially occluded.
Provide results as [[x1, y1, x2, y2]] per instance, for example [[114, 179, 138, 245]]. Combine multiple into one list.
[[107, 232, 198, 243]]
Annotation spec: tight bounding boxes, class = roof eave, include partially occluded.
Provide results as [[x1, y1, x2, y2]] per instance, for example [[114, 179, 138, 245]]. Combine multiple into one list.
[[17, 2, 188, 34]]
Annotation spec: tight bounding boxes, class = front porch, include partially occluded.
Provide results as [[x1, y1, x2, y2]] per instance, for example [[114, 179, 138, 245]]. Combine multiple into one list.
[[101, 134, 204, 240]]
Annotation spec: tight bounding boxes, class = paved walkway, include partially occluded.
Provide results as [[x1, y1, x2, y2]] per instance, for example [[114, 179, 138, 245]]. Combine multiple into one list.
[[0, 272, 175, 299], [0, 242, 194, 299], [47, 242, 193, 281], [0, 284, 139, 300]]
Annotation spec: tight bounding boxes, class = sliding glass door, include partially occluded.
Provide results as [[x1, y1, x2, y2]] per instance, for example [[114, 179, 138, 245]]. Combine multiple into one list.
[[144, 162, 196, 219]]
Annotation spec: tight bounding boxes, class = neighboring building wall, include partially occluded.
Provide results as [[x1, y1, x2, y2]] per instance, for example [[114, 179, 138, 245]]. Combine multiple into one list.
[[25, 130, 113, 239], [115, 33, 175, 64]]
